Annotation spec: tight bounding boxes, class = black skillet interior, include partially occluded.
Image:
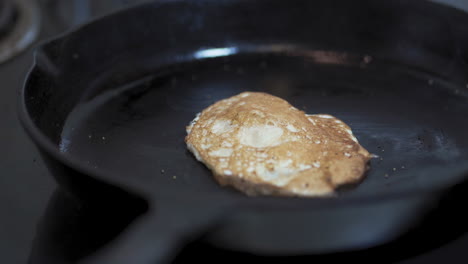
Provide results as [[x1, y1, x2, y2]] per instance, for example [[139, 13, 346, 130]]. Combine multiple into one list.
[[20, 0, 468, 263], [57, 51, 468, 199]]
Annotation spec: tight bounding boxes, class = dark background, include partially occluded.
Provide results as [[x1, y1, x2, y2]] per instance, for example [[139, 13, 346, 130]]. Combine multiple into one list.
[[1, 0, 468, 263]]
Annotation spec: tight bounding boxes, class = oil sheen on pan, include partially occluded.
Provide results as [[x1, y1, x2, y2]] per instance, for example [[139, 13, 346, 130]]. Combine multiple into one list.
[[185, 92, 372, 197]]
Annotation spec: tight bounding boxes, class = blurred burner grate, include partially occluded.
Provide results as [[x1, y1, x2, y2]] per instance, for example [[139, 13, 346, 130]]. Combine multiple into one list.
[[0, 0, 40, 64], [0, 1, 17, 39]]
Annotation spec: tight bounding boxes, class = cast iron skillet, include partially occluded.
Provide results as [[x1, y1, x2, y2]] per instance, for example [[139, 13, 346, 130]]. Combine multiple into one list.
[[19, 0, 468, 263]]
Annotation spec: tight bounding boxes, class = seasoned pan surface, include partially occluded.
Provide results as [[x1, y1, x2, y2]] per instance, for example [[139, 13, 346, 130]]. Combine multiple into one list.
[[59, 52, 468, 200]]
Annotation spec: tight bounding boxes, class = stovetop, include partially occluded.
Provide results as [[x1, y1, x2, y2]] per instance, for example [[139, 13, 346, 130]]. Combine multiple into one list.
[[1, 0, 468, 263]]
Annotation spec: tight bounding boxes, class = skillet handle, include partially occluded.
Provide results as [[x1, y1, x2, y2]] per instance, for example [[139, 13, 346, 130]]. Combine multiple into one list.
[[80, 197, 229, 264]]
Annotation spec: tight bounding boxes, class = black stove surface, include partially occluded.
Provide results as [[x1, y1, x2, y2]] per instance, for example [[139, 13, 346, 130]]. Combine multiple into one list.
[[1, 1, 468, 263]]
